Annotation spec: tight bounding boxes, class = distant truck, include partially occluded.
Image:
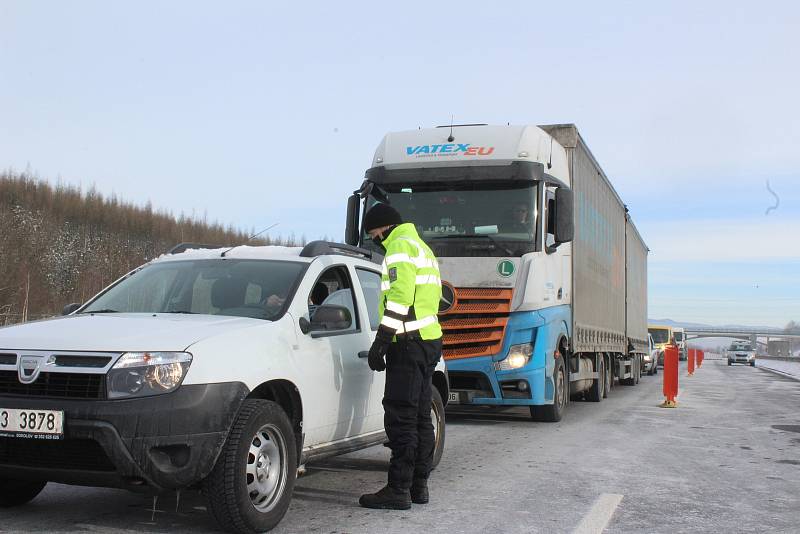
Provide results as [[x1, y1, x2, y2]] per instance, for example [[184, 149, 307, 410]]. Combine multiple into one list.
[[648, 324, 674, 366], [346, 123, 648, 422], [672, 327, 688, 361]]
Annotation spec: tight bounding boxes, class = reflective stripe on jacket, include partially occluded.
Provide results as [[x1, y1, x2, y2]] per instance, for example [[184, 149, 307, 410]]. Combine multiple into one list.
[[378, 223, 443, 341]]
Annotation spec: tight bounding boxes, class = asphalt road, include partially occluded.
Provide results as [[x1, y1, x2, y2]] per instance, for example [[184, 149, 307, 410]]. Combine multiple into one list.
[[2, 359, 799, 533]]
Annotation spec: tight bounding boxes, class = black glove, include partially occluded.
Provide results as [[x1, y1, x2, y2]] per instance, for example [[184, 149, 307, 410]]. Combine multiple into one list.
[[367, 339, 389, 371]]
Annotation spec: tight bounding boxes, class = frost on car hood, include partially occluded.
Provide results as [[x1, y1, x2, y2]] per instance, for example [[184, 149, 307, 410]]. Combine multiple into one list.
[[0, 314, 264, 353]]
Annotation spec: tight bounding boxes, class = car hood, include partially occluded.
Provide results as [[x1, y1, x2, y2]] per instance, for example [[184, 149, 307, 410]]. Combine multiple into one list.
[[0, 313, 266, 353]]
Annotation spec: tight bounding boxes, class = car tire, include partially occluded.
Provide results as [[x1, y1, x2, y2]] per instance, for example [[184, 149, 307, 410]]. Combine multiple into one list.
[[531, 357, 565, 422], [587, 355, 604, 402], [204, 399, 297, 534], [430, 387, 446, 470], [0, 479, 46, 507], [750, 361, 756, 367]]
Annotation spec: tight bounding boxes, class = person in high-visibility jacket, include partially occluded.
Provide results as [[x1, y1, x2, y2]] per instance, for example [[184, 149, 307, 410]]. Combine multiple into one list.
[[359, 203, 443, 511]]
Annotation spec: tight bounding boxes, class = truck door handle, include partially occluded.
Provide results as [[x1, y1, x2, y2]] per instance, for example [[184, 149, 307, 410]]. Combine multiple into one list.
[[358, 351, 369, 359]]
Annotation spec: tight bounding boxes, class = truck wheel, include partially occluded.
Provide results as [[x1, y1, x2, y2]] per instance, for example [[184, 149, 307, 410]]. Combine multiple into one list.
[[634, 357, 640, 384], [728, 360, 732, 366], [204, 399, 297, 534], [587, 355, 604, 402], [531, 358, 565, 422], [430, 387, 446, 470], [603, 355, 611, 398], [0, 479, 46, 507]]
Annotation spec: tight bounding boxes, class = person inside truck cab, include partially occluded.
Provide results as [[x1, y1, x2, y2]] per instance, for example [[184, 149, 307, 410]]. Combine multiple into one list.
[[500, 201, 531, 233]]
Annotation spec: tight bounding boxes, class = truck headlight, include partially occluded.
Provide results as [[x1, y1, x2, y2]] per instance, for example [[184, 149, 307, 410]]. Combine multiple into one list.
[[495, 343, 533, 371], [108, 352, 192, 399]]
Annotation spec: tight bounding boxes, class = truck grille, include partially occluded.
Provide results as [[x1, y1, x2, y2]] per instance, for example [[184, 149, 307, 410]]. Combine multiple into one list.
[[438, 288, 512, 360], [0, 371, 106, 400], [0, 437, 115, 471]]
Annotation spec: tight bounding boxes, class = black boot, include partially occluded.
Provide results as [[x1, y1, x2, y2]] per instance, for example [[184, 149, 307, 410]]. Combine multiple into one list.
[[410, 478, 429, 504], [359, 485, 411, 510]]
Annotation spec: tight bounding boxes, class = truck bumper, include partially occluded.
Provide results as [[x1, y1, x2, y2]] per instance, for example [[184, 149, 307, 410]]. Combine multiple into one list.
[[445, 307, 569, 407], [0, 382, 248, 492]]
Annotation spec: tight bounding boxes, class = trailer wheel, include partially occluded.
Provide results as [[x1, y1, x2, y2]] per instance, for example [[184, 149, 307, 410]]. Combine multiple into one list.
[[531, 358, 565, 422], [634, 357, 640, 384], [204, 399, 297, 534], [0, 479, 46, 507], [603, 355, 612, 398], [587, 355, 604, 402]]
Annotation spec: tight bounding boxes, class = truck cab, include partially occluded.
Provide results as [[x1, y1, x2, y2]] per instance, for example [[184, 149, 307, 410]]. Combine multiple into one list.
[[346, 124, 648, 422]]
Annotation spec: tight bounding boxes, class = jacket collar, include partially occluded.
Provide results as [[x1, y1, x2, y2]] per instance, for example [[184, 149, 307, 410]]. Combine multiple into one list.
[[382, 222, 418, 248]]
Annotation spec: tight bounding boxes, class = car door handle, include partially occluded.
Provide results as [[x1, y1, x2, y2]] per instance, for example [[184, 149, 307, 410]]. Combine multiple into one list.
[[358, 351, 369, 359]]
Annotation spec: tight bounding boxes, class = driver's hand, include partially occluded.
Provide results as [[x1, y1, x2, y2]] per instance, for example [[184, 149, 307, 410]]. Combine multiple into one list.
[[266, 294, 285, 307]]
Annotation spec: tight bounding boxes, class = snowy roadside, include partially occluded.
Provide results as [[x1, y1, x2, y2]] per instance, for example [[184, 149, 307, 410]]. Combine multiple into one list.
[[756, 358, 800, 381]]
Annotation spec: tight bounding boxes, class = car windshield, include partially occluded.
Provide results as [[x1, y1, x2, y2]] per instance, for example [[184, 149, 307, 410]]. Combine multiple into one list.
[[648, 328, 670, 344], [730, 343, 752, 351], [81, 259, 306, 320], [363, 181, 538, 257]]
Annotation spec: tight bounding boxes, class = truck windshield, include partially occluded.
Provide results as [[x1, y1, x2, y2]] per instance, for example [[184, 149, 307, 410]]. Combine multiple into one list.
[[363, 181, 538, 257], [81, 259, 305, 320], [674, 332, 684, 341], [648, 328, 671, 344]]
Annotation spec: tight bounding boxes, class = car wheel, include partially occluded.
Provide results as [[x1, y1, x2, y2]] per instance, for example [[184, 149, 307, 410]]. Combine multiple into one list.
[[728, 360, 732, 366], [588, 355, 604, 402], [0, 479, 46, 507], [750, 361, 756, 367], [430, 387, 446, 470], [204, 399, 297, 534], [531, 357, 565, 422]]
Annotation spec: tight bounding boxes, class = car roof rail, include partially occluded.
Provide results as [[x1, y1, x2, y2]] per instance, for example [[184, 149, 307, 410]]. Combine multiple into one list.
[[300, 241, 382, 263], [167, 243, 225, 255]]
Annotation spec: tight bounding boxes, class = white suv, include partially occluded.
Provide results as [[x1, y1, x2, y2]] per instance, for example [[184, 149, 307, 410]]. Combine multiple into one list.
[[727, 342, 756, 367], [0, 242, 449, 533]]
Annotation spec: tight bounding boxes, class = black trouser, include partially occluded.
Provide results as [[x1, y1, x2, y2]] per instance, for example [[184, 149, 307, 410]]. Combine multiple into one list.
[[383, 337, 442, 490]]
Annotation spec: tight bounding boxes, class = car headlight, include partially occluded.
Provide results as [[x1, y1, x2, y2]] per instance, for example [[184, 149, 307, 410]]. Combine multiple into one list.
[[108, 352, 193, 399], [494, 343, 533, 371]]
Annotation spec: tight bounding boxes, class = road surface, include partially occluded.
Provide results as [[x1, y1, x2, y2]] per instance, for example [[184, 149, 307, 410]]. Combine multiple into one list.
[[2, 359, 799, 533]]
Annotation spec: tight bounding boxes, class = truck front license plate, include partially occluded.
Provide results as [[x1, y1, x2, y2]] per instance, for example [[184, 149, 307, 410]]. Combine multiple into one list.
[[448, 392, 460, 404], [0, 408, 64, 439]]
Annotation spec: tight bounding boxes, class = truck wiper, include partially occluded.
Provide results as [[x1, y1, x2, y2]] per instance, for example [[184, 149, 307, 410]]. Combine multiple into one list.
[[430, 234, 515, 256], [81, 309, 119, 314]]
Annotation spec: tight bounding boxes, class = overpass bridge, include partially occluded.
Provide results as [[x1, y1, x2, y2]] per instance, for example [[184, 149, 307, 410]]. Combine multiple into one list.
[[684, 327, 800, 356]]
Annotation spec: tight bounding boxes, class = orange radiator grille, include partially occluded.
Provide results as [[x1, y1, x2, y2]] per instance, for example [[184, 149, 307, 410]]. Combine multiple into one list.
[[438, 287, 512, 360]]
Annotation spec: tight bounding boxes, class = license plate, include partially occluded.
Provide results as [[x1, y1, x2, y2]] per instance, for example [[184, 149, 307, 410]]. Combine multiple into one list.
[[0, 408, 64, 440], [448, 392, 460, 404]]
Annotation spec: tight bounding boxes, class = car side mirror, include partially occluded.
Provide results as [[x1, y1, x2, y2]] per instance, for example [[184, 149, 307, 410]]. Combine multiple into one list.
[[309, 305, 352, 333], [62, 303, 81, 316], [345, 194, 361, 246], [554, 188, 574, 244]]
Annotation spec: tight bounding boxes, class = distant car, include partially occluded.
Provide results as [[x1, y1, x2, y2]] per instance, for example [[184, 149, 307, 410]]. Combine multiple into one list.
[[727, 342, 756, 366], [643, 333, 658, 375], [672, 327, 688, 361]]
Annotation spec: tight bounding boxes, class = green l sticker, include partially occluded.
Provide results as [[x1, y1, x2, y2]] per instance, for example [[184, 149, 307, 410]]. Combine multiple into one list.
[[497, 259, 515, 277]]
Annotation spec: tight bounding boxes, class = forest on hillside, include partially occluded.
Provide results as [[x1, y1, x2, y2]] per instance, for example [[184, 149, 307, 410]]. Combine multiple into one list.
[[0, 172, 294, 324]]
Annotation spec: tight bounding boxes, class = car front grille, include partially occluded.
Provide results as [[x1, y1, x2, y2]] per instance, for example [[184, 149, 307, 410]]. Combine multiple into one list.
[[0, 371, 106, 400], [0, 437, 116, 471]]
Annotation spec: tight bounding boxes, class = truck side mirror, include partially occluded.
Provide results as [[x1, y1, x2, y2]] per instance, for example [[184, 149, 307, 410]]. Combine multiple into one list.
[[554, 188, 574, 243], [345, 194, 360, 246], [62, 303, 81, 315]]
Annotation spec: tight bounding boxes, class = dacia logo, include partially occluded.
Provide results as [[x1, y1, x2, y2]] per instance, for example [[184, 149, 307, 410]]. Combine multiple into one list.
[[405, 144, 495, 156], [18, 356, 43, 384]]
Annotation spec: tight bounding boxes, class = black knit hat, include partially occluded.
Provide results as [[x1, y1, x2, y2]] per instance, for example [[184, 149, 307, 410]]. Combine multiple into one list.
[[363, 203, 403, 232]]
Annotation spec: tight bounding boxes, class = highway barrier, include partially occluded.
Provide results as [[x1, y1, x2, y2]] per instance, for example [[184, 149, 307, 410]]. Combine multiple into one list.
[[688, 348, 696, 376], [660, 345, 679, 408]]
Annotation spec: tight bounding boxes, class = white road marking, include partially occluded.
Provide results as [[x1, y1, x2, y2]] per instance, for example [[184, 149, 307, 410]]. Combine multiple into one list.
[[572, 493, 624, 534]]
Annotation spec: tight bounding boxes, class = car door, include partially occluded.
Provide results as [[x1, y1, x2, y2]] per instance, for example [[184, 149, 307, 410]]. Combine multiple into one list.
[[353, 266, 388, 433], [290, 261, 374, 445]]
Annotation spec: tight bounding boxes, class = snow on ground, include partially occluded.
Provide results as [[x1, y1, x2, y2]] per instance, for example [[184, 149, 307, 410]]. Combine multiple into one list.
[[756, 358, 800, 379]]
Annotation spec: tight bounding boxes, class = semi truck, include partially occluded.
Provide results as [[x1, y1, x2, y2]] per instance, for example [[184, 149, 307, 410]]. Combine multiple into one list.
[[345, 123, 648, 421]]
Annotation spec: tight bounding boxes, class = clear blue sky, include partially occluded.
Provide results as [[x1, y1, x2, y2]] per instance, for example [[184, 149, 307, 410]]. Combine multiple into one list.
[[1, 1, 798, 327]]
